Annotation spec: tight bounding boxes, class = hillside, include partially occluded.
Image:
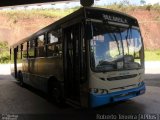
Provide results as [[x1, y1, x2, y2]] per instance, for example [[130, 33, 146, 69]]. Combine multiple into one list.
[[0, 8, 160, 50], [129, 10, 160, 50]]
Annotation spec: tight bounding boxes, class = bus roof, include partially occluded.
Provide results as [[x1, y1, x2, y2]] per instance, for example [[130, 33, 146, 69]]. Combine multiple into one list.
[[11, 7, 138, 48]]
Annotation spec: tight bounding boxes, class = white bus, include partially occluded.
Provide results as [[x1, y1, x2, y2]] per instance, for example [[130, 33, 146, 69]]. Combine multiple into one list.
[[10, 7, 145, 108]]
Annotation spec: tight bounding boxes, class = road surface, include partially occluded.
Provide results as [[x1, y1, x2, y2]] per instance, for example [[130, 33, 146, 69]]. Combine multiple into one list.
[[145, 61, 160, 87], [0, 63, 159, 120]]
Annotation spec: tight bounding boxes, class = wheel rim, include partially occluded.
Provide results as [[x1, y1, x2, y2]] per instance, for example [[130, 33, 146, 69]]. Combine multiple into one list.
[[19, 74, 23, 86], [51, 86, 60, 102]]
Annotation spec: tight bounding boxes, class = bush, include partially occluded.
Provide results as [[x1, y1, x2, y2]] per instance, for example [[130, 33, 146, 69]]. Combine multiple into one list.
[[144, 5, 152, 11], [0, 41, 10, 64]]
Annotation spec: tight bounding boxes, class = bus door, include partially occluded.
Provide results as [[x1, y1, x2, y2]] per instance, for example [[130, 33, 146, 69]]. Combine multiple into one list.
[[63, 23, 83, 106]]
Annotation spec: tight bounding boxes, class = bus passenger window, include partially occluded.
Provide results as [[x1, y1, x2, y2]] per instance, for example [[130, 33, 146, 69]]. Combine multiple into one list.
[[48, 44, 61, 57], [35, 35, 46, 57], [17, 45, 22, 59], [28, 40, 35, 58], [37, 35, 45, 46], [48, 33, 58, 44], [47, 32, 61, 57], [22, 42, 28, 58]]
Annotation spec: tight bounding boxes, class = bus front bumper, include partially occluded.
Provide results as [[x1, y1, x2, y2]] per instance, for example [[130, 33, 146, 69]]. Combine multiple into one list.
[[90, 82, 145, 108]]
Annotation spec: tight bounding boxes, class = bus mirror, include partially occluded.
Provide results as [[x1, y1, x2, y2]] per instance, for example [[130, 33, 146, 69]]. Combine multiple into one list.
[[85, 23, 93, 40]]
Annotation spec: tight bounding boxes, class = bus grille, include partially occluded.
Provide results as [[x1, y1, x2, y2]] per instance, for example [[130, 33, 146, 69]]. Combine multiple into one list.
[[107, 74, 137, 81], [110, 84, 137, 91]]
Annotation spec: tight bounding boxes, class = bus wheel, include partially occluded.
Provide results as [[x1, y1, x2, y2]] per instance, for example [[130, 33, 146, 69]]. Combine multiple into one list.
[[48, 80, 64, 104], [18, 72, 24, 87]]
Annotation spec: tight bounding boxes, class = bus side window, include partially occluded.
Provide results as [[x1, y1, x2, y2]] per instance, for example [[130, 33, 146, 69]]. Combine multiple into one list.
[[28, 39, 35, 58], [48, 32, 58, 44], [47, 32, 61, 57], [22, 42, 28, 58], [36, 35, 46, 57], [17, 45, 22, 60]]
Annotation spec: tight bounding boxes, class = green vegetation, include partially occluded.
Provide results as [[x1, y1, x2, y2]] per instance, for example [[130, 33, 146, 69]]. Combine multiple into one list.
[[145, 50, 160, 61], [0, 3, 160, 22], [99, 3, 160, 13], [0, 41, 10, 63], [0, 8, 79, 21]]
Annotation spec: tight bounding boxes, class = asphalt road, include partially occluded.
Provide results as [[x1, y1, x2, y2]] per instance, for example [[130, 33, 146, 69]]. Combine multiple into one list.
[[0, 63, 160, 120]]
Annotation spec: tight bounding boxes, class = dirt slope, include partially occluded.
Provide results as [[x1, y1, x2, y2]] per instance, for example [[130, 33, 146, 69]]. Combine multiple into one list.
[[0, 9, 160, 50], [0, 14, 58, 46], [129, 10, 160, 50]]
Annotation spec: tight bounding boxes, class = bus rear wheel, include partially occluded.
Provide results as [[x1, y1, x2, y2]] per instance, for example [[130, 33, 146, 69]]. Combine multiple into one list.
[[48, 80, 64, 105], [18, 72, 24, 87]]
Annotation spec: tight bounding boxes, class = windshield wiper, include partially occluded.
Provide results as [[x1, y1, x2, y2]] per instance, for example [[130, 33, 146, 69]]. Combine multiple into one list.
[[126, 28, 130, 54], [113, 33, 121, 56], [108, 33, 121, 55], [118, 28, 125, 67]]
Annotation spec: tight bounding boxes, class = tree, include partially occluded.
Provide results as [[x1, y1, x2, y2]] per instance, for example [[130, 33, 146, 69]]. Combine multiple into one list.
[[140, 0, 146, 5], [0, 41, 10, 63]]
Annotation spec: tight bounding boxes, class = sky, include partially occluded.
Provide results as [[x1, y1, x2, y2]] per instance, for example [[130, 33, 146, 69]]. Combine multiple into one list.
[[41, 0, 160, 9], [95, 0, 160, 5], [1, 0, 160, 10], [31, 0, 160, 9]]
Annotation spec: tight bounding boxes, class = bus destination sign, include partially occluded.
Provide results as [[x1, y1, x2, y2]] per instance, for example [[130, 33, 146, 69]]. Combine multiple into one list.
[[102, 14, 128, 24]]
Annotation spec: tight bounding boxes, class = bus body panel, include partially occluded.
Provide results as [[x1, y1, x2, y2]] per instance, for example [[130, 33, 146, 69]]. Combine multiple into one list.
[[90, 82, 145, 107], [89, 69, 144, 93], [21, 56, 63, 92]]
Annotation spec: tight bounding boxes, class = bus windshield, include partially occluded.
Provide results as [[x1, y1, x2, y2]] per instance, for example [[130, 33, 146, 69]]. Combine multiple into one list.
[[90, 22, 143, 72]]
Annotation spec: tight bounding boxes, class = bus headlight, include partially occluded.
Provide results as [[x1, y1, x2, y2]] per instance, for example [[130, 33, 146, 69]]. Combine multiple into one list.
[[93, 88, 98, 93], [138, 82, 141, 86], [90, 88, 108, 94], [138, 81, 143, 86]]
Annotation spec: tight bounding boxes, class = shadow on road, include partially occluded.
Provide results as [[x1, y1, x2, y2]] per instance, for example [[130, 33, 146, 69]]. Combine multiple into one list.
[[145, 74, 160, 87], [12, 80, 69, 108], [0, 74, 159, 120], [0, 75, 15, 80], [11, 79, 147, 115]]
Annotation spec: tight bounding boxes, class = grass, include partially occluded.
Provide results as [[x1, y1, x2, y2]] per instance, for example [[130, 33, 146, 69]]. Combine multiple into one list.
[[0, 8, 79, 20], [1, 4, 160, 23], [98, 3, 160, 13], [145, 50, 160, 61], [0, 41, 10, 63]]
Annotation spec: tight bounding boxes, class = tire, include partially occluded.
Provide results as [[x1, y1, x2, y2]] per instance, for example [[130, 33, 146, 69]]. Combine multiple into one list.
[[18, 72, 24, 87], [48, 80, 64, 105]]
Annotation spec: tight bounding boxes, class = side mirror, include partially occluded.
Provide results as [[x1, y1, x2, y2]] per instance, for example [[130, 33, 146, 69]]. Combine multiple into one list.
[[85, 22, 93, 40]]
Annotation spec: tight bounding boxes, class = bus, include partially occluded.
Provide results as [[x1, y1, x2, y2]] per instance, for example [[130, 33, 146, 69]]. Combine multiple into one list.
[[10, 7, 145, 108]]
